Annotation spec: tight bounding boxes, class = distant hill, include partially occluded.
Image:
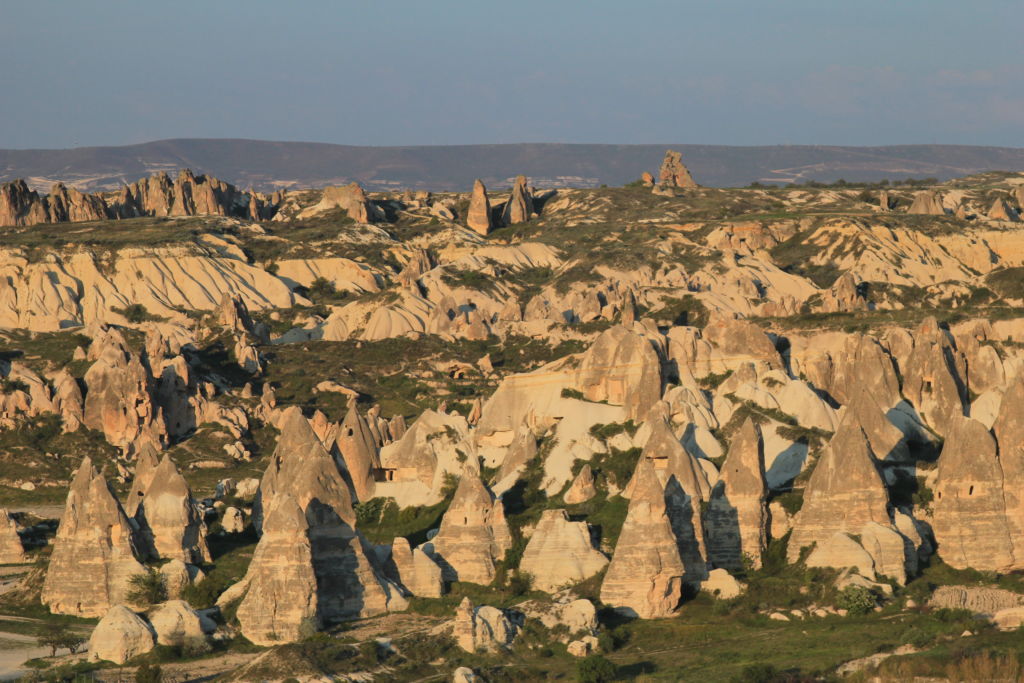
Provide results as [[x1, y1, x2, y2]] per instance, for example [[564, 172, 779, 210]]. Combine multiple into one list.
[[2, 138, 1023, 193]]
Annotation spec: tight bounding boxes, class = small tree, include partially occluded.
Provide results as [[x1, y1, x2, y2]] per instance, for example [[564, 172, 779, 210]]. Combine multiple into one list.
[[576, 655, 617, 683], [127, 569, 168, 608], [36, 623, 85, 657]]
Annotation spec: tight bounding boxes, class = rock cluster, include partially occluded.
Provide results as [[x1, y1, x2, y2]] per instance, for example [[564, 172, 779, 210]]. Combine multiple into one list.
[[0, 170, 271, 227]]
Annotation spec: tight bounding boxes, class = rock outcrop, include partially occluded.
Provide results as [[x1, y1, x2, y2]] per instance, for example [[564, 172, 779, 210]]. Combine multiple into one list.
[[429, 472, 512, 585], [42, 457, 146, 617], [0, 509, 25, 563], [125, 443, 160, 518], [236, 495, 320, 645], [301, 182, 381, 222], [453, 597, 517, 652], [575, 326, 662, 421], [519, 509, 608, 592], [933, 416, 1018, 571], [133, 455, 210, 564], [88, 605, 156, 664], [907, 190, 945, 215], [467, 179, 493, 235], [600, 457, 687, 618], [83, 331, 158, 449], [657, 150, 698, 189], [390, 536, 444, 598], [706, 418, 767, 571], [334, 402, 380, 502], [564, 464, 597, 505], [786, 417, 899, 568], [501, 175, 534, 225]]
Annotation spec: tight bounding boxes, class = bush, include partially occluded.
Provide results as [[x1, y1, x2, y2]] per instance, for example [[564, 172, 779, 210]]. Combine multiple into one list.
[[837, 585, 876, 615], [118, 303, 157, 323], [127, 569, 168, 608], [135, 661, 162, 683], [732, 663, 782, 682], [576, 654, 617, 683]]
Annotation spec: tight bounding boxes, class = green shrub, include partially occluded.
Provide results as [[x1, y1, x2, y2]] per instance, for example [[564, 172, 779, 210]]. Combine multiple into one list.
[[837, 585, 876, 615], [127, 569, 167, 608], [576, 654, 617, 683]]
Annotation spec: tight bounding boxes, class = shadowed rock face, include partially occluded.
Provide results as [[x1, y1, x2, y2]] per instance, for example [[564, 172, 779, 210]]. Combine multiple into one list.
[[787, 417, 894, 563], [133, 455, 210, 565], [390, 536, 444, 598], [429, 471, 511, 585], [467, 179, 493, 235], [933, 416, 1018, 571], [706, 418, 768, 571], [601, 457, 688, 618], [994, 375, 1024, 562], [42, 457, 146, 617], [519, 509, 608, 592]]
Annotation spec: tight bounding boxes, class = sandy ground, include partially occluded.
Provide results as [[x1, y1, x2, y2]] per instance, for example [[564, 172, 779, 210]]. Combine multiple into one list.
[[0, 631, 49, 682]]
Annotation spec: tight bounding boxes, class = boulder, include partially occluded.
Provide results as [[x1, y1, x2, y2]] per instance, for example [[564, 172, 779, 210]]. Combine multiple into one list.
[[391, 536, 444, 598], [88, 605, 155, 665], [159, 559, 204, 600], [148, 600, 214, 646], [452, 597, 516, 652], [564, 464, 597, 505], [701, 568, 745, 599], [519, 509, 608, 592], [222, 506, 246, 533]]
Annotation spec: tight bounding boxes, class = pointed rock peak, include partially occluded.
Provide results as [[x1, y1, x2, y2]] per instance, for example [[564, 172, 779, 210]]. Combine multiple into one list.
[[148, 455, 190, 498], [723, 418, 764, 479], [71, 456, 97, 490], [629, 455, 666, 506], [262, 494, 309, 534], [275, 406, 325, 460], [450, 470, 495, 510], [467, 179, 493, 235], [658, 150, 698, 188]]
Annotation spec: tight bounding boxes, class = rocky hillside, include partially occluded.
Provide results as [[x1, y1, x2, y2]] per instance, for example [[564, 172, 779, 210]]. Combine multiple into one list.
[[2, 153, 1024, 681]]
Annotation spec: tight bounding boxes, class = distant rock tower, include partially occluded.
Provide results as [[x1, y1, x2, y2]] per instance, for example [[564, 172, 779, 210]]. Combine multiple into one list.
[[658, 150, 699, 189]]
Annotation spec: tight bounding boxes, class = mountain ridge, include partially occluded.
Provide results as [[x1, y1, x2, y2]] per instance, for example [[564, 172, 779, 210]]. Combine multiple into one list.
[[3, 138, 1024, 192]]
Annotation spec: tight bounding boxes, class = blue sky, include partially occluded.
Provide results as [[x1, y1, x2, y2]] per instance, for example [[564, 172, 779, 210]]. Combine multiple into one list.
[[1, 0, 1021, 149]]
